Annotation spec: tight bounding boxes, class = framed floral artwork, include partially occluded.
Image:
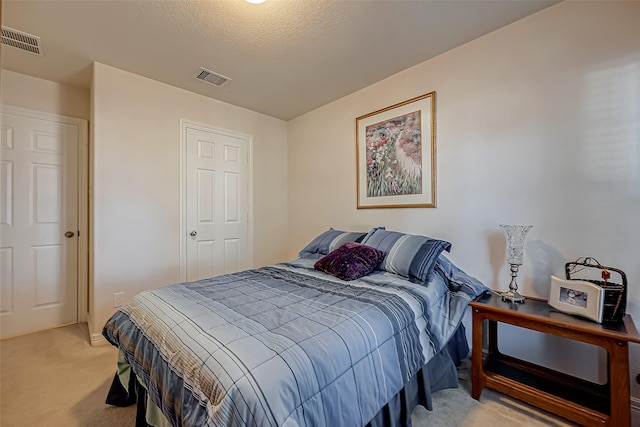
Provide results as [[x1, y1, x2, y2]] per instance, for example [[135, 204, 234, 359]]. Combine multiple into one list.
[[356, 92, 436, 208]]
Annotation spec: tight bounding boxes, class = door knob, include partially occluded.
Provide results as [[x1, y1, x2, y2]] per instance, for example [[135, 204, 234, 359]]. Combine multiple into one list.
[[64, 231, 75, 238], [190, 230, 197, 237]]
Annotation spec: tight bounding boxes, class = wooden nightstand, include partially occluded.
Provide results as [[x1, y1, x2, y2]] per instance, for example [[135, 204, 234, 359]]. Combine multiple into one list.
[[470, 292, 640, 427]]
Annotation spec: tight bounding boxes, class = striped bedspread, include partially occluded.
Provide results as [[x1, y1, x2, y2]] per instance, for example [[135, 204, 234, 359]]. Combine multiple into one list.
[[102, 259, 487, 427]]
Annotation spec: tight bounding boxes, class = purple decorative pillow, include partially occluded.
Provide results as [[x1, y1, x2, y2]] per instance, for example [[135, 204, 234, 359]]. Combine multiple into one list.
[[314, 242, 386, 281]]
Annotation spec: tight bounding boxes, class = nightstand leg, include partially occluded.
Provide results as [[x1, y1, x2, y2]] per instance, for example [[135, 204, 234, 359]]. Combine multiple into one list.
[[471, 309, 485, 400], [608, 340, 631, 426]]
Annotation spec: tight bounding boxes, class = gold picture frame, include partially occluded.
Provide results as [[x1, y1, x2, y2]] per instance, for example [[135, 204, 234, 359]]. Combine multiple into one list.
[[356, 92, 436, 209]]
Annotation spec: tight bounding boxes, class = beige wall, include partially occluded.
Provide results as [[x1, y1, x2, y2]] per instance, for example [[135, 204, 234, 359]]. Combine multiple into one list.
[[1, 69, 89, 119], [288, 1, 640, 402], [2, 0, 639, 411], [1, 65, 289, 342], [90, 62, 288, 339], [1, 70, 91, 326]]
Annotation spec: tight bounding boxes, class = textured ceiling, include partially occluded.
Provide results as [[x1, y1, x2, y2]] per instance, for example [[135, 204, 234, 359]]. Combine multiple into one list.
[[1, 0, 558, 120]]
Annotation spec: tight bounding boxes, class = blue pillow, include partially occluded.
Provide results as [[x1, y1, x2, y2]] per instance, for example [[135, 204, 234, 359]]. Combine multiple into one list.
[[298, 228, 367, 259], [435, 255, 491, 294], [361, 229, 451, 282]]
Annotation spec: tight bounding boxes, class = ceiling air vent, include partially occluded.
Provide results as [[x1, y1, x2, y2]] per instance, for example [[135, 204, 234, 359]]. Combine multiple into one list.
[[195, 68, 231, 87], [1, 26, 43, 55]]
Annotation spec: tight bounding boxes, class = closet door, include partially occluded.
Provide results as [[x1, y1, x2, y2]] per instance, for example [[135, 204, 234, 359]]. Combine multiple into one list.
[[184, 124, 250, 282]]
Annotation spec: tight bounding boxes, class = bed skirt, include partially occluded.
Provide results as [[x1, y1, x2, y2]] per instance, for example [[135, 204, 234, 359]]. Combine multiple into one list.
[[106, 324, 468, 427]]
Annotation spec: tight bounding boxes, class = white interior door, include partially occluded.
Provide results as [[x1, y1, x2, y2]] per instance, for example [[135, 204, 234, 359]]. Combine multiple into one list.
[[0, 110, 79, 339], [185, 124, 249, 282]]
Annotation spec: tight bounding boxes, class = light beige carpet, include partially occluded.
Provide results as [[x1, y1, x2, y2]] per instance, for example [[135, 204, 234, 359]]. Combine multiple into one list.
[[1, 323, 136, 427], [1, 323, 582, 426], [411, 358, 578, 427]]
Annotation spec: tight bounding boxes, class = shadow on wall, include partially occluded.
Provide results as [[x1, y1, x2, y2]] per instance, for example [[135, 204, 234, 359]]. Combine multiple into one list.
[[527, 240, 566, 299], [486, 233, 565, 299], [487, 231, 505, 290]]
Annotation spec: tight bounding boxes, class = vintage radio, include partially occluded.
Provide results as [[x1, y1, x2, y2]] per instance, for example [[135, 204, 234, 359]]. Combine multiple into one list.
[[548, 257, 626, 324]]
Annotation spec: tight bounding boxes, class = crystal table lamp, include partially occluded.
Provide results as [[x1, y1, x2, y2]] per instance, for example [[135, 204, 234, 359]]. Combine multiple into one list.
[[500, 225, 532, 303]]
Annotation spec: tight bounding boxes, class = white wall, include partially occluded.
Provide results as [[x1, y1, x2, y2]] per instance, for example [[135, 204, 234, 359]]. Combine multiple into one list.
[[288, 1, 640, 402], [90, 63, 289, 339]]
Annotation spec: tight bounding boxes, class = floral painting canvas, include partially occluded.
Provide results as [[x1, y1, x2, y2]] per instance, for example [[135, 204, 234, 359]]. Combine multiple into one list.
[[365, 111, 422, 197], [356, 92, 436, 208]]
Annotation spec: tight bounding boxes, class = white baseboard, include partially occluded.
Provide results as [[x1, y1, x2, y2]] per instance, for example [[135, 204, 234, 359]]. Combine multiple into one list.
[[632, 396, 640, 415], [90, 332, 108, 346], [87, 319, 109, 346]]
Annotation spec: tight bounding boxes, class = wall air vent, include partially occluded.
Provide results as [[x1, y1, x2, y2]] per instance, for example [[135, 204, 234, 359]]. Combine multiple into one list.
[[195, 68, 231, 87], [1, 26, 43, 55]]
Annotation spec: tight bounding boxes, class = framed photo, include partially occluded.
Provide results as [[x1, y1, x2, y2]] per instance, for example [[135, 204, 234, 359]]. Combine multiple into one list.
[[356, 92, 436, 209], [549, 275, 605, 323]]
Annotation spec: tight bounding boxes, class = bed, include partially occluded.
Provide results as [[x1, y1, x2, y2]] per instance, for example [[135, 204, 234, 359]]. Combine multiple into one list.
[[102, 228, 489, 426]]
